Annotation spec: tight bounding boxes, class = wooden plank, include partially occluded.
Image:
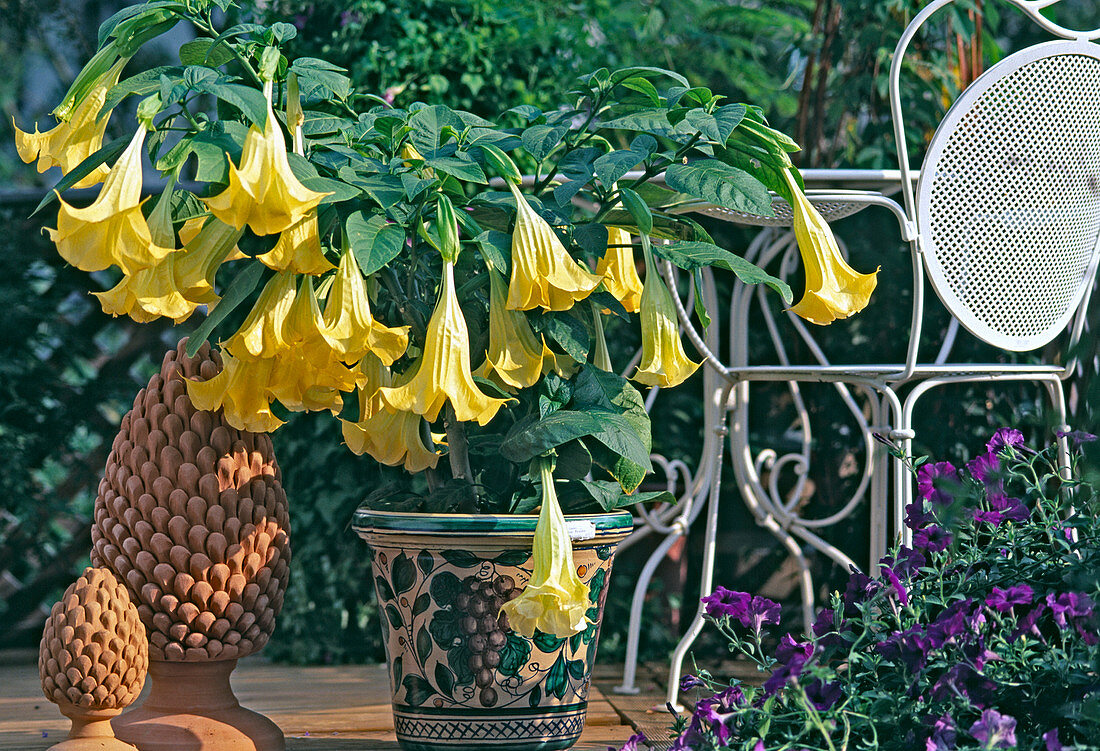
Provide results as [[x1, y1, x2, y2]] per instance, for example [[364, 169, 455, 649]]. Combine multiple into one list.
[[0, 657, 642, 750]]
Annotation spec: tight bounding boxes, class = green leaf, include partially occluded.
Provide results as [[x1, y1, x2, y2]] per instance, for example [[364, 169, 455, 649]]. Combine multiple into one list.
[[655, 240, 792, 304], [533, 630, 565, 653], [532, 313, 590, 362], [194, 80, 269, 127], [385, 604, 404, 629], [556, 439, 593, 480], [593, 150, 642, 187], [610, 66, 690, 88], [441, 549, 481, 568], [500, 410, 650, 475], [712, 104, 747, 144], [31, 135, 129, 216], [346, 212, 405, 275], [416, 549, 435, 576], [522, 124, 569, 162], [473, 230, 510, 276], [573, 223, 608, 257], [416, 626, 433, 660], [413, 592, 432, 616], [346, 172, 407, 210], [391, 553, 417, 594], [664, 159, 773, 216], [492, 550, 529, 567], [618, 188, 651, 235], [425, 155, 487, 184], [429, 571, 462, 605], [102, 67, 182, 116], [683, 110, 721, 142], [178, 38, 234, 67], [545, 653, 568, 699], [528, 685, 542, 707], [428, 607, 462, 648], [409, 104, 464, 153], [290, 57, 352, 101], [570, 480, 674, 512], [401, 674, 435, 707], [619, 76, 661, 106], [566, 659, 587, 681], [185, 263, 267, 357]]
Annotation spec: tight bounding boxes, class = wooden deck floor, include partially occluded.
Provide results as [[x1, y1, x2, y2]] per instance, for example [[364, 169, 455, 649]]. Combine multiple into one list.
[[0, 653, 687, 750]]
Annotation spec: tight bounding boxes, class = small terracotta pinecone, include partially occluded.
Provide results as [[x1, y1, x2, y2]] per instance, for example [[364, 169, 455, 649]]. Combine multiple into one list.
[[91, 340, 291, 662], [40, 567, 147, 709]]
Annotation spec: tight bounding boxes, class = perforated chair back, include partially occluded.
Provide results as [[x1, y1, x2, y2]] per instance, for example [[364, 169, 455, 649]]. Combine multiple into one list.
[[916, 39, 1100, 351]]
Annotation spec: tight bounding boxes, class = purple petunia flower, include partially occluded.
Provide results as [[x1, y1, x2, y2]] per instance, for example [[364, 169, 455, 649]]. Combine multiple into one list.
[[1010, 603, 1046, 642], [764, 634, 814, 694], [680, 674, 706, 692], [986, 584, 1033, 613], [988, 493, 1029, 523], [925, 713, 957, 751], [812, 607, 836, 638], [918, 461, 960, 505], [927, 599, 975, 649], [613, 732, 647, 751], [1045, 592, 1094, 629], [973, 509, 1004, 526], [701, 587, 752, 620], [880, 563, 910, 606], [842, 568, 881, 613], [805, 677, 843, 710], [1042, 728, 1063, 751], [913, 525, 953, 553], [967, 451, 1001, 485], [970, 708, 1017, 748], [741, 596, 782, 632], [878, 626, 930, 673], [987, 428, 1026, 454], [906, 498, 934, 531], [1056, 429, 1097, 447]]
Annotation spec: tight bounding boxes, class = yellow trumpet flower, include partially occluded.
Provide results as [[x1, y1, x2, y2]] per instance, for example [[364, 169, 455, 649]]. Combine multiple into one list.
[[223, 271, 298, 360], [173, 216, 247, 305], [481, 267, 555, 389], [322, 249, 409, 366], [782, 169, 878, 325], [500, 460, 590, 639], [341, 355, 440, 471], [203, 99, 328, 236], [596, 227, 644, 313], [256, 210, 336, 274], [632, 244, 700, 388], [187, 351, 285, 433], [379, 261, 509, 425], [47, 126, 174, 274], [506, 182, 600, 311], [14, 58, 127, 189]]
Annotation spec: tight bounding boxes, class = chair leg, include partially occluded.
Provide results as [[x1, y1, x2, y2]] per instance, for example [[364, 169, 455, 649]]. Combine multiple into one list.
[[1043, 378, 1072, 482]]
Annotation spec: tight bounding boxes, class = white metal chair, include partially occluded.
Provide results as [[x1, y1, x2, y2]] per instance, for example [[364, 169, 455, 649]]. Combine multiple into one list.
[[617, 0, 1100, 707]]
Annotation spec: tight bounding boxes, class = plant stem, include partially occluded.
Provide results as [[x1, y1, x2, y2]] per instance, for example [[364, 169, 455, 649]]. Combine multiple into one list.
[[443, 403, 474, 483]]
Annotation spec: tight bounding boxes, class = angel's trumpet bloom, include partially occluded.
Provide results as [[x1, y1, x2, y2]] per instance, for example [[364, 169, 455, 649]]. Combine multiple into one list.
[[257, 211, 335, 274], [223, 271, 298, 360], [783, 169, 878, 325], [48, 125, 173, 274], [380, 261, 509, 425], [14, 58, 126, 189], [500, 460, 591, 638], [172, 216, 247, 305], [203, 99, 328, 236], [632, 244, 700, 388], [481, 267, 555, 389], [507, 182, 600, 311], [341, 355, 440, 471], [596, 227, 643, 313], [187, 351, 285, 433], [323, 249, 409, 365]]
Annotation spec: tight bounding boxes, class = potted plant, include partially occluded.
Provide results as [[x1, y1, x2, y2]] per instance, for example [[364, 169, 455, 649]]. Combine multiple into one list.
[[16, 2, 878, 748], [650, 429, 1100, 750]]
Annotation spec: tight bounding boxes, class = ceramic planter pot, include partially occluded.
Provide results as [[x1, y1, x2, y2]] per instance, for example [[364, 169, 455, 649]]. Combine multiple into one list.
[[352, 509, 633, 751]]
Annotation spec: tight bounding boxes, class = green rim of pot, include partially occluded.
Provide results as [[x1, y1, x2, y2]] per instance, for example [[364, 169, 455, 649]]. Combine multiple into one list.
[[351, 509, 634, 535]]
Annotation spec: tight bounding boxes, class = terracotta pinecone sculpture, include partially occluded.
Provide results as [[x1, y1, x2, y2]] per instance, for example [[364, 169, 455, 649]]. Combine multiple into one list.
[[91, 339, 290, 751], [91, 339, 290, 662], [39, 566, 146, 750]]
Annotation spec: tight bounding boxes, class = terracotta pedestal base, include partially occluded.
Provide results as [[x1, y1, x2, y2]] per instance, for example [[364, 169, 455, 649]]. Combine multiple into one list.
[[112, 660, 284, 751], [50, 705, 138, 751]]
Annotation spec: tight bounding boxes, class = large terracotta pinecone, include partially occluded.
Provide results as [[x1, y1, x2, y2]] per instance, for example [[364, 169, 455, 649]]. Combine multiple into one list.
[[91, 340, 291, 662], [40, 567, 147, 709]]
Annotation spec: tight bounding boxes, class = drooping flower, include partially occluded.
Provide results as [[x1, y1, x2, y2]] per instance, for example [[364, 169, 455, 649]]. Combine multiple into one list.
[[763, 634, 814, 694], [701, 587, 752, 620], [48, 125, 174, 274], [506, 181, 600, 311], [782, 168, 878, 324], [499, 460, 591, 638], [172, 215, 247, 304], [223, 271, 298, 360], [480, 266, 556, 389], [596, 227, 644, 312], [322, 248, 409, 365], [341, 355, 440, 471], [203, 96, 328, 236], [379, 261, 509, 425], [987, 428, 1026, 454], [880, 563, 910, 606], [186, 352, 284, 433], [969, 709, 1017, 749], [1046, 592, 1094, 629], [14, 57, 127, 189], [257, 211, 336, 274], [632, 242, 700, 388]]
